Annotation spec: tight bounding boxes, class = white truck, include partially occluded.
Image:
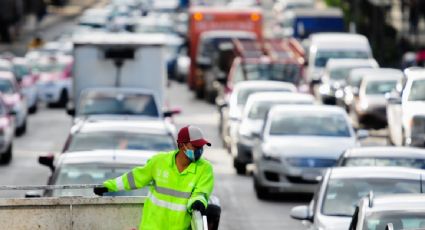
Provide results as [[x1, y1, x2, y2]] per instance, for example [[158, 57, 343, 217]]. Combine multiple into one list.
[[70, 33, 168, 116], [387, 68, 425, 147]]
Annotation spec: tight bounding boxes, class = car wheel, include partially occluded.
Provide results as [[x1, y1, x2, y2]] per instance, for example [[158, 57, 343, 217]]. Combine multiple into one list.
[[234, 159, 247, 175], [16, 119, 27, 136], [254, 177, 269, 200], [0, 144, 12, 164], [58, 89, 68, 107], [29, 103, 37, 114]]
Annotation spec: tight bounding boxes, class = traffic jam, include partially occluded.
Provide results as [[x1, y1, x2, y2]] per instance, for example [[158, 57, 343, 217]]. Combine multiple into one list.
[[0, 0, 425, 229]]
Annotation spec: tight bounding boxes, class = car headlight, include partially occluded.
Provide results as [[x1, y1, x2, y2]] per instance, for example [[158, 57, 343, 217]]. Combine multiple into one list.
[[319, 84, 330, 95], [262, 152, 281, 163]]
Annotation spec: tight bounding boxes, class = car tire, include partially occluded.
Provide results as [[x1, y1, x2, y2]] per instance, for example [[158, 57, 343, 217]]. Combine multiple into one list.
[[234, 159, 247, 175], [16, 119, 27, 136], [254, 177, 269, 200], [0, 144, 12, 164], [29, 104, 37, 114], [58, 89, 68, 108]]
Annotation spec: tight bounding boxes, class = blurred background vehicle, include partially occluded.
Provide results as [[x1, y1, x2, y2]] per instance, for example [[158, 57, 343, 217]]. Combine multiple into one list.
[[12, 58, 39, 113]]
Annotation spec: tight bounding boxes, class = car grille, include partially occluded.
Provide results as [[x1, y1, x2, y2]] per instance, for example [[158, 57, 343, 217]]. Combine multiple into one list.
[[412, 116, 425, 134], [286, 176, 319, 184], [286, 158, 337, 168]]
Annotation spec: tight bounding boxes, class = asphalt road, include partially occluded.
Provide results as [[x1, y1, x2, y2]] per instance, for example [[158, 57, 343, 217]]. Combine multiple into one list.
[[0, 79, 387, 229]]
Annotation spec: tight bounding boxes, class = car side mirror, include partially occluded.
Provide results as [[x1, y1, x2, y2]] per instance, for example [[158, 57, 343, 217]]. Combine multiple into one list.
[[290, 205, 312, 221], [216, 71, 227, 84], [386, 93, 402, 105], [25, 191, 42, 198], [38, 154, 55, 172], [163, 108, 181, 118], [352, 88, 360, 97], [216, 98, 228, 109], [66, 107, 75, 116], [385, 223, 394, 230], [252, 132, 262, 140], [356, 129, 369, 140]]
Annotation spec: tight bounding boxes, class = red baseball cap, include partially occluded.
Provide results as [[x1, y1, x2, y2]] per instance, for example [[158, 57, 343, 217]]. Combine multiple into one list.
[[177, 125, 211, 148]]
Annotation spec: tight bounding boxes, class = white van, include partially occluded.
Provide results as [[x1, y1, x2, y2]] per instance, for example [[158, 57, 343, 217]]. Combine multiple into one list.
[[307, 33, 373, 84]]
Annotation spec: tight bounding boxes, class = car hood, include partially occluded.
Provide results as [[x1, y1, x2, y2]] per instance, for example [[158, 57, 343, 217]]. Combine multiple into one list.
[[263, 136, 356, 159], [317, 215, 352, 230]]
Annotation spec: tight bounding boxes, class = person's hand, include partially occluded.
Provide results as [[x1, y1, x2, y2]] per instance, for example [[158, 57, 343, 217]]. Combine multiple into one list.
[[93, 187, 108, 196], [191, 201, 206, 215]]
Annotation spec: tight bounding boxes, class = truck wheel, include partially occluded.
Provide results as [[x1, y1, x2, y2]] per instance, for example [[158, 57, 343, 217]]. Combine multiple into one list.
[[234, 159, 247, 175], [254, 177, 269, 200], [0, 144, 12, 164]]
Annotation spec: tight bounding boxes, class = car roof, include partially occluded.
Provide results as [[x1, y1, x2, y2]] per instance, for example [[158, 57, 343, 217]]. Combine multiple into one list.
[[326, 59, 378, 69], [0, 71, 14, 79], [269, 104, 346, 115], [344, 147, 425, 159], [329, 166, 425, 180], [287, 8, 342, 17], [71, 119, 173, 135], [310, 33, 370, 49], [404, 68, 425, 81], [80, 87, 156, 96], [0, 59, 12, 69], [350, 68, 402, 78], [233, 81, 297, 92], [73, 32, 167, 46], [367, 194, 425, 212], [246, 92, 315, 104], [57, 149, 156, 166], [363, 72, 403, 81]]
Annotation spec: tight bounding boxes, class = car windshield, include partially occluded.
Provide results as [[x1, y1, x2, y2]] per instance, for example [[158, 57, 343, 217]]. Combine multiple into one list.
[[52, 164, 148, 197], [322, 178, 421, 217], [315, 50, 369, 67], [67, 132, 175, 152], [237, 88, 293, 106], [364, 211, 425, 230], [343, 157, 425, 169], [330, 67, 370, 81], [79, 93, 159, 117], [0, 79, 15, 94], [365, 80, 397, 95], [33, 62, 65, 73], [269, 113, 351, 137], [242, 63, 301, 84], [408, 80, 425, 101], [13, 64, 30, 80], [248, 100, 312, 119]]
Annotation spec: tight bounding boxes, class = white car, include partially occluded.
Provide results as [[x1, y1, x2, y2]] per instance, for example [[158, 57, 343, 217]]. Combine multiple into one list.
[[318, 58, 379, 105], [233, 92, 315, 174], [220, 81, 297, 151], [307, 33, 373, 85], [387, 68, 425, 147], [0, 96, 15, 164], [273, 0, 314, 16], [353, 70, 402, 129], [290, 167, 425, 230], [35, 56, 73, 107], [252, 105, 360, 198]]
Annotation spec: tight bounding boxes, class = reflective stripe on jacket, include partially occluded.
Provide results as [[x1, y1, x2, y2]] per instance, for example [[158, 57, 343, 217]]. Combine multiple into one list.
[[103, 150, 214, 230]]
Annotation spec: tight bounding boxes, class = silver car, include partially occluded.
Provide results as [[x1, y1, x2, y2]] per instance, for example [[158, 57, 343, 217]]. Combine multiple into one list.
[[252, 105, 359, 198], [354, 71, 403, 129], [233, 92, 315, 174], [349, 194, 425, 230], [290, 167, 425, 230]]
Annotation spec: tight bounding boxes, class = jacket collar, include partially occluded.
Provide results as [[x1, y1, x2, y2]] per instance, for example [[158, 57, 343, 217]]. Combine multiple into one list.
[[170, 149, 196, 174]]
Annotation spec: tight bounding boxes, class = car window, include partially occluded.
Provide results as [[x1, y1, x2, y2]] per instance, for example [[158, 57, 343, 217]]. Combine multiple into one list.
[[365, 211, 425, 230], [52, 164, 148, 197], [269, 113, 351, 137], [248, 100, 312, 120], [237, 88, 293, 106], [67, 132, 176, 152], [343, 157, 425, 169], [365, 80, 397, 95], [0, 79, 15, 94], [244, 63, 301, 84], [315, 50, 370, 67], [408, 79, 425, 101], [330, 67, 371, 82], [322, 178, 421, 217], [79, 93, 159, 117]]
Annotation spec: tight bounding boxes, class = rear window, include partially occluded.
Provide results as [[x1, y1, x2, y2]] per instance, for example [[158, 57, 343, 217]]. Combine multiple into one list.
[[343, 157, 425, 169]]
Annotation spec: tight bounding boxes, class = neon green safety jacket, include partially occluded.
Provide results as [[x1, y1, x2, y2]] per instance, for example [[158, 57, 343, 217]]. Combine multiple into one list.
[[103, 150, 214, 230]]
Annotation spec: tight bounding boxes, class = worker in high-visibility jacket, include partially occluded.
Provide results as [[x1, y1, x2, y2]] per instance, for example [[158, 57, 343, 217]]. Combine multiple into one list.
[[94, 125, 214, 230]]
